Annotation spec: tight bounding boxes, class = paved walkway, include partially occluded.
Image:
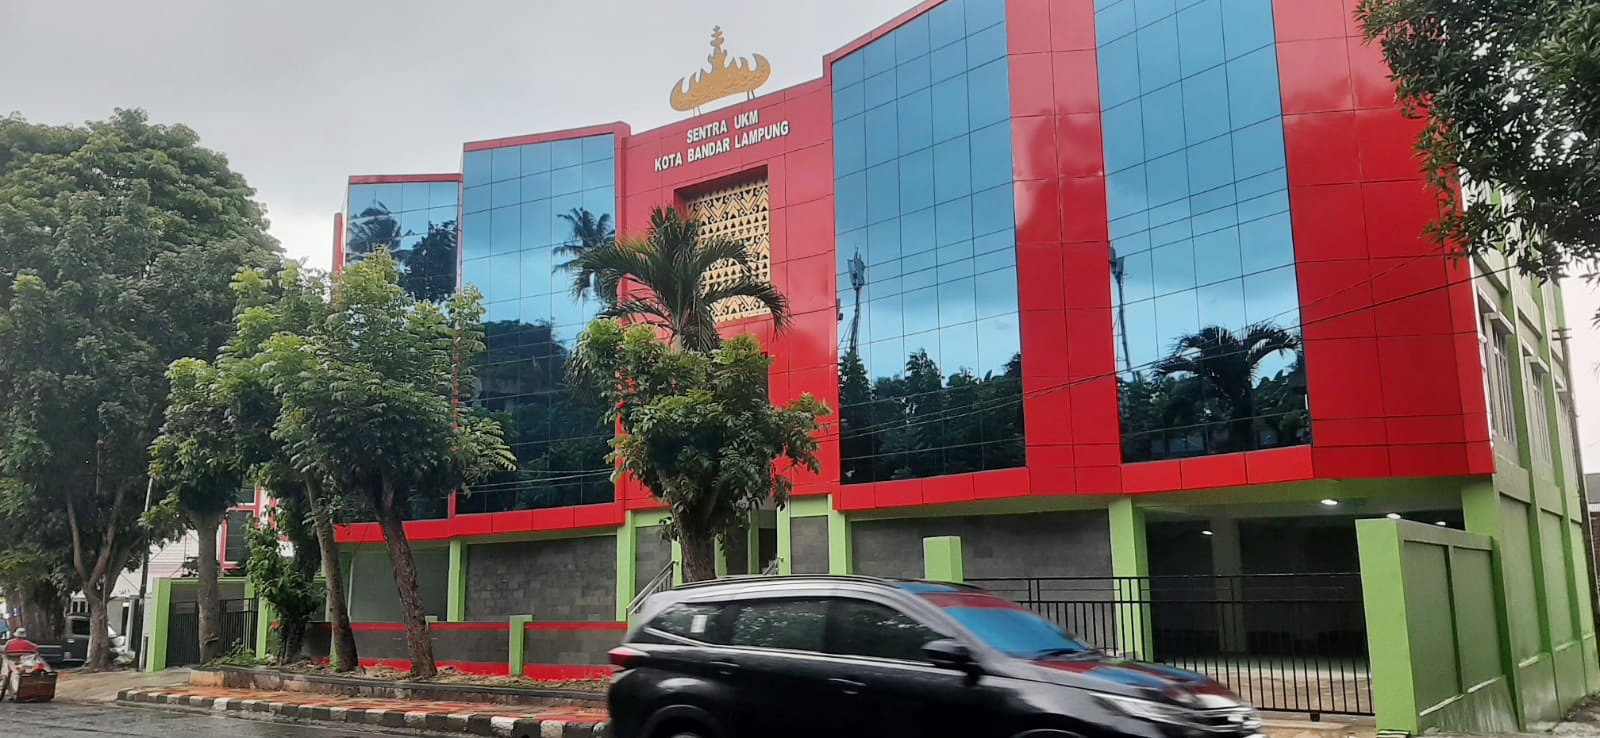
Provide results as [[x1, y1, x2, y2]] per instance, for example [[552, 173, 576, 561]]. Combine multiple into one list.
[[55, 667, 191, 703], [118, 685, 609, 737]]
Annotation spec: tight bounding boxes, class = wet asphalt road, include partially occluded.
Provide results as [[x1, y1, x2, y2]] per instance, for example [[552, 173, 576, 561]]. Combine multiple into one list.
[[0, 700, 407, 737]]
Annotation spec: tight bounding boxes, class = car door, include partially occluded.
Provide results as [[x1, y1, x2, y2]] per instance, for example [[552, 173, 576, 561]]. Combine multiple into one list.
[[822, 597, 1001, 738], [718, 597, 839, 738]]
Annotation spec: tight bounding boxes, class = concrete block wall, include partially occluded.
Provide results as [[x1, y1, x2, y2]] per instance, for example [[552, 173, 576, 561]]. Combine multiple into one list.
[[464, 536, 616, 621], [790, 517, 829, 574], [852, 510, 1113, 579]]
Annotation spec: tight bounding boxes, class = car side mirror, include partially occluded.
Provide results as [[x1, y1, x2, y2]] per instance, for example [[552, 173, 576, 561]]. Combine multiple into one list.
[[922, 639, 975, 671]]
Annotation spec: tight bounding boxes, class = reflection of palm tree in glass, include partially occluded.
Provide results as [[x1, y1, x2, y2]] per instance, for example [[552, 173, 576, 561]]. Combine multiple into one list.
[[398, 220, 458, 302], [561, 206, 787, 352], [1153, 322, 1301, 451], [347, 204, 403, 258], [554, 208, 615, 297]]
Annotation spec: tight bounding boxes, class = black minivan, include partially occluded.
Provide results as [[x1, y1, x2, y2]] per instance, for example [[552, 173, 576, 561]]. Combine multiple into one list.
[[609, 576, 1262, 738]]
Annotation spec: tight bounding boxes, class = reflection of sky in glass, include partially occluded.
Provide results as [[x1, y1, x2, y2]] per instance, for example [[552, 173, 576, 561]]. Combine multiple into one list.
[[833, 0, 1020, 382], [1098, 0, 1303, 377]]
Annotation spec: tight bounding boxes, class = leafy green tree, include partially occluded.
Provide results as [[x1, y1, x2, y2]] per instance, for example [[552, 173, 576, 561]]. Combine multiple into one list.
[[224, 262, 360, 670], [149, 358, 246, 662], [569, 321, 828, 582], [1357, 0, 1600, 291], [0, 110, 278, 666], [243, 513, 320, 663], [262, 251, 513, 676], [562, 206, 787, 352]]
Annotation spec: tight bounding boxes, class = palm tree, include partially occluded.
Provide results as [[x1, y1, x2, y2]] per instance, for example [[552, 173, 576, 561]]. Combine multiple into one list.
[[561, 205, 787, 352], [554, 208, 615, 297], [1153, 322, 1301, 452]]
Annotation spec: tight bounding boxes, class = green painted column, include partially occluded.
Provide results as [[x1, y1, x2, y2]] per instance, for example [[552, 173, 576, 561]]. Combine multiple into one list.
[[446, 539, 467, 622], [1356, 519, 1421, 735], [146, 578, 172, 673], [827, 508, 852, 575], [615, 523, 636, 622], [923, 536, 964, 582], [255, 600, 274, 659], [776, 505, 794, 575], [1109, 498, 1153, 660], [508, 614, 532, 677]]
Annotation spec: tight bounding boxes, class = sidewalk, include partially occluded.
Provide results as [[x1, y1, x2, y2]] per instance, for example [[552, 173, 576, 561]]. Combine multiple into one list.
[[117, 684, 610, 737], [55, 667, 191, 704]]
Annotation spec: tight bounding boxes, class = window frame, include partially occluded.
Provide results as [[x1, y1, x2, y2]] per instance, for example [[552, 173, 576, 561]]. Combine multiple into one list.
[[823, 596, 948, 665]]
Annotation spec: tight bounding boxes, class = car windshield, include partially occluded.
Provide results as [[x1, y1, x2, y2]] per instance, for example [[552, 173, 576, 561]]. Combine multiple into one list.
[[922, 592, 1092, 658]]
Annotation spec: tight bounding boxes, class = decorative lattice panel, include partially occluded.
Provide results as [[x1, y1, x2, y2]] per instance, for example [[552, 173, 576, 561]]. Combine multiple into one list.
[[686, 177, 771, 322]]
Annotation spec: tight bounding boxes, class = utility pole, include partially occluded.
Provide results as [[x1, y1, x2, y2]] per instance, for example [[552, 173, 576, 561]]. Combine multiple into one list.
[[134, 476, 154, 670]]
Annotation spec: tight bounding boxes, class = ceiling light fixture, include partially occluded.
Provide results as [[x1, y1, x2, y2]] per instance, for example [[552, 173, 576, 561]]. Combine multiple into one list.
[[1320, 498, 1339, 506], [1385, 513, 1402, 520]]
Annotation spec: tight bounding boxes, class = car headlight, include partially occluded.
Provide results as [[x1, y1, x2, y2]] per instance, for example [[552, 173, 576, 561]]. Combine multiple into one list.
[[1096, 693, 1261, 734]]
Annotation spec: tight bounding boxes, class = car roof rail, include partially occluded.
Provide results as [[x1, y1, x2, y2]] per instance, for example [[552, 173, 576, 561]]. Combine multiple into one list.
[[668, 574, 987, 592]]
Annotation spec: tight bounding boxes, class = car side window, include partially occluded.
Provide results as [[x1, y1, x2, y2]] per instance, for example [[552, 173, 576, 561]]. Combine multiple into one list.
[[647, 602, 725, 643], [726, 598, 829, 652], [829, 599, 943, 662]]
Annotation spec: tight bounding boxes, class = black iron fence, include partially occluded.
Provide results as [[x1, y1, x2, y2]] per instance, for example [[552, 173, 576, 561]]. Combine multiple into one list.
[[166, 598, 257, 667], [967, 573, 1371, 716]]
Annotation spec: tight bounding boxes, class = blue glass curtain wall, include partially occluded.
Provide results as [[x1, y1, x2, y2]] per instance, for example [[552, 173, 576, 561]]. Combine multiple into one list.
[[833, 0, 1026, 485], [458, 135, 616, 512], [346, 181, 460, 303], [1095, 0, 1311, 463]]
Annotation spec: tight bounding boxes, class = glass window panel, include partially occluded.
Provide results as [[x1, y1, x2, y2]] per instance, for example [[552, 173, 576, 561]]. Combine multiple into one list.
[[521, 171, 552, 202], [1236, 168, 1287, 201], [966, 59, 1009, 129], [463, 184, 491, 214], [903, 287, 940, 335], [1135, 0, 1177, 27], [1239, 211, 1293, 273], [1106, 166, 1149, 220], [971, 185, 1013, 237], [1154, 290, 1200, 346], [1231, 118, 1286, 179], [897, 88, 934, 154], [552, 165, 583, 196], [976, 314, 1020, 375], [1148, 199, 1191, 229], [864, 32, 896, 77], [1220, 0, 1275, 59], [975, 267, 1018, 318], [902, 258, 938, 289], [490, 206, 520, 255], [834, 51, 865, 88], [488, 252, 520, 300], [1176, 0, 1225, 75], [867, 219, 901, 266], [461, 257, 493, 292], [399, 209, 429, 238], [930, 40, 967, 85], [581, 188, 612, 218], [1181, 66, 1231, 145], [965, 0, 1005, 32], [1149, 218, 1192, 247], [865, 69, 897, 107], [968, 121, 1012, 191], [837, 171, 868, 231], [974, 229, 1013, 256], [939, 276, 978, 325], [899, 148, 936, 213], [491, 147, 520, 182], [462, 213, 491, 259], [549, 192, 583, 238], [520, 247, 553, 290], [551, 294, 590, 326], [1186, 135, 1234, 194], [1097, 1, 1137, 44], [965, 23, 1005, 69], [550, 138, 583, 169], [1103, 100, 1146, 174], [347, 184, 379, 215], [933, 135, 973, 203], [400, 182, 430, 213], [1195, 278, 1245, 328], [867, 295, 903, 343], [868, 337, 905, 380], [1192, 204, 1237, 237], [521, 294, 553, 324], [1136, 17, 1181, 92], [838, 227, 868, 270], [1151, 239, 1196, 296], [521, 142, 552, 174], [485, 299, 520, 324], [867, 161, 901, 225], [864, 103, 899, 167], [1145, 150, 1190, 208], [1243, 266, 1299, 326], [835, 114, 867, 175], [1121, 298, 1159, 370], [835, 82, 865, 122], [901, 208, 937, 256], [580, 135, 612, 163], [935, 196, 974, 246], [492, 178, 520, 209], [1190, 183, 1236, 216], [897, 54, 932, 96], [1237, 189, 1289, 223], [939, 321, 979, 374], [1193, 226, 1243, 285], [928, 0, 966, 49], [1116, 247, 1154, 303], [521, 198, 552, 249], [1226, 47, 1282, 127], [463, 151, 492, 187], [581, 159, 613, 189], [938, 245, 975, 272], [930, 75, 970, 144]]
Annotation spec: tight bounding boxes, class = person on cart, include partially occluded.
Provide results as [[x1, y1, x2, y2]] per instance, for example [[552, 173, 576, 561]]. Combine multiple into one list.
[[1, 636, 57, 702]]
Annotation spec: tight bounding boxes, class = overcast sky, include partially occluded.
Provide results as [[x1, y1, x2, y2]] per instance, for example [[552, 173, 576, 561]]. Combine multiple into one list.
[[2, 0, 1596, 469]]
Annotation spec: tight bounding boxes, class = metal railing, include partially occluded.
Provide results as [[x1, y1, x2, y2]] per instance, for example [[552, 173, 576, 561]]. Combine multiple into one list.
[[967, 573, 1372, 716], [165, 598, 257, 666], [760, 557, 783, 576], [627, 562, 677, 616]]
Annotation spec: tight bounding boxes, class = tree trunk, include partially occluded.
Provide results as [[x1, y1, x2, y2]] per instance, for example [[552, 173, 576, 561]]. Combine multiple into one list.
[[84, 589, 111, 669], [278, 621, 307, 665], [192, 510, 225, 662], [680, 531, 718, 583], [305, 479, 357, 671], [372, 481, 436, 678]]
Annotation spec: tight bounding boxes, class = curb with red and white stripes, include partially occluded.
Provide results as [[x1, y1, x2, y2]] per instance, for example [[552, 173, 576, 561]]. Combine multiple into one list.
[[116, 688, 610, 737]]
